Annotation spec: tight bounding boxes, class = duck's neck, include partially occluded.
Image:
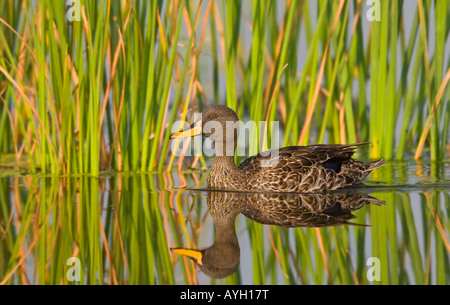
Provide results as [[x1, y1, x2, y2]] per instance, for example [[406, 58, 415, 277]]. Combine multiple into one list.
[[211, 136, 239, 171], [212, 155, 238, 169], [207, 192, 241, 257], [207, 135, 246, 190], [208, 156, 245, 190], [208, 215, 240, 263]]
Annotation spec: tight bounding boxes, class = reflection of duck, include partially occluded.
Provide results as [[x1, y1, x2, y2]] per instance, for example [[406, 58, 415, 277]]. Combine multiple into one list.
[[241, 191, 384, 227], [171, 105, 385, 192], [172, 192, 241, 279], [171, 191, 384, 278]]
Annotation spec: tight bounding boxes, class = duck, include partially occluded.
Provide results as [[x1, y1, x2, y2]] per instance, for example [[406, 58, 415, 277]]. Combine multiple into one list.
[[170, 105, 385, 192]]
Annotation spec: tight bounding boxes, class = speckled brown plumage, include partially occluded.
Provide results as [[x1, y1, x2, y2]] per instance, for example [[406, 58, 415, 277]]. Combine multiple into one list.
[[172, 105, 385, 192]]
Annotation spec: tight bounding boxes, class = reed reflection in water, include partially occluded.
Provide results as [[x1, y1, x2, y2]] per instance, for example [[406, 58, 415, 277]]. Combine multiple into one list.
[[0, 163, 449, 284]]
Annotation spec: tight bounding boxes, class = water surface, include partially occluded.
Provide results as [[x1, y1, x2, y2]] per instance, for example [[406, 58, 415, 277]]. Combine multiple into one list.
[[0, 160, 448, 284]]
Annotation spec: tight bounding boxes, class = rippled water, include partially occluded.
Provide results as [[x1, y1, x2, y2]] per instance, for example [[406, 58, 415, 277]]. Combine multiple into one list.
[[0, 160, 448, 284]]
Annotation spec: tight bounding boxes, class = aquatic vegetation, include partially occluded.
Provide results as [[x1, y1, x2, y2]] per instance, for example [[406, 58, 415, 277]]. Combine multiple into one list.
[[0, 165, 448, 284], [0, 1, 449, 175]]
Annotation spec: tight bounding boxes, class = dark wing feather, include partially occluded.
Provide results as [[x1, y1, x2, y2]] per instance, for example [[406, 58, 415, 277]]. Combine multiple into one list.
[[238, 143, 370, 172]]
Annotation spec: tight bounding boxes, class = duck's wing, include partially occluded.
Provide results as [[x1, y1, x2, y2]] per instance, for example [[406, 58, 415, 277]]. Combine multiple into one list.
[[238, 143, 378, 192], [238, 142, 370, 173]]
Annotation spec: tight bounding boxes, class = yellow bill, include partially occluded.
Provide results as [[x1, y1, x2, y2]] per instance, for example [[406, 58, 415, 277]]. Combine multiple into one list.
[[170, 120, 202, 139], [170, 248, 203, 265]]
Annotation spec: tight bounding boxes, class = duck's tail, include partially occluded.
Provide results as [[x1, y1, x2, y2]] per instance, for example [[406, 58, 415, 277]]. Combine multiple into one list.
[[338, 159, 385, 186], [364, 159, 386, 172]]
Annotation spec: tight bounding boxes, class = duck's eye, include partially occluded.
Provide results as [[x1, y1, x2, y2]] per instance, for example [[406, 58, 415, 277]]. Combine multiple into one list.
[[211, 114, 219, 120]]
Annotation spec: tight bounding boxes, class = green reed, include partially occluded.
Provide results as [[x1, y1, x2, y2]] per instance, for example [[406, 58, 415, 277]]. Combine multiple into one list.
[[0, 0, 449, 175]]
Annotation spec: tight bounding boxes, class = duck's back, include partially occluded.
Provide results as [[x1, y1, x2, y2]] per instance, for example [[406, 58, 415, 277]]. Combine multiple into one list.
[[238, 143, 385, 192]]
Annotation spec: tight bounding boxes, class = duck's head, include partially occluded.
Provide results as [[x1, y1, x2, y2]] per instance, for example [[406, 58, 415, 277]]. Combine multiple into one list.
[[170, 105, 239, 155], [170, 244, 240, 279]]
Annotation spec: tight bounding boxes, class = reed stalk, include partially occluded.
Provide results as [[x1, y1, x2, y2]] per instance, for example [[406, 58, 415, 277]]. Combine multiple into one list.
[[1, 1, 449, 174]]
